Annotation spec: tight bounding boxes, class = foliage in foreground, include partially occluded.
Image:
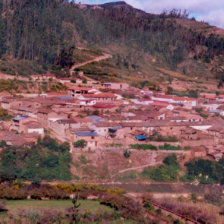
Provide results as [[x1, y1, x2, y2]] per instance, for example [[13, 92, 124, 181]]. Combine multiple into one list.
[[185, 157, 224, 184], [142, 154, 180, 181], [0, 136, 72, 181]]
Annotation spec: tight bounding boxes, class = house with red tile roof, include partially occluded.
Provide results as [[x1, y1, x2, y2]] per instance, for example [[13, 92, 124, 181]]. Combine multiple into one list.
[[83, 93, 117, 102], [151, 95, 197, 109], [101, 82, 129, 90], [68, 87, 92, 98]]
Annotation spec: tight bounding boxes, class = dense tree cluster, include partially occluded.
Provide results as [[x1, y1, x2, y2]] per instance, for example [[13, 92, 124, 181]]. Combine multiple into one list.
[[142, 154, 180, 181], [0, 136, 71, 181], [0, 0, 223, 74], [185, 158, 224, 184]]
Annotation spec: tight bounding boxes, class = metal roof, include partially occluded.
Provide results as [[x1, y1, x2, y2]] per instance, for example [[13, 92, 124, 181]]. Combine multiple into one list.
[[135, 135, 147, 141], [75, 131, 98, 137], [85, 115, 104, 123], [13, 115, 29, 121]]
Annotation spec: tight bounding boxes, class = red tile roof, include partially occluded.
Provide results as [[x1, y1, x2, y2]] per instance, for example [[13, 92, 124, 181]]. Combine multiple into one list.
[[68, 87, 91, 91], [84, 93, 116, 98], [93, 103, 116, 109]]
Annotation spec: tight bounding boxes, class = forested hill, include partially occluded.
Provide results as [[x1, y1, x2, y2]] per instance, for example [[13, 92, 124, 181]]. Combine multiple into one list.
[[0, 0, 224, 81]]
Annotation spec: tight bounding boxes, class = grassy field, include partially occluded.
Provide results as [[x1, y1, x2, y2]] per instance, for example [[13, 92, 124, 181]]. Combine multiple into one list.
[[5, 199, 114, 214], [0, 199, 138, 223]]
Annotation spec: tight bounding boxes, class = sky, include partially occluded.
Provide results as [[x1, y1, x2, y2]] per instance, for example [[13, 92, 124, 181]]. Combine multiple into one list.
[[80, 0, 224, 28]]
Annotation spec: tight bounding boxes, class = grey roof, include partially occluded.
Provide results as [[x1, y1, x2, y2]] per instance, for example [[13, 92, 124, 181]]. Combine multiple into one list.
[[109, 126, 122, 131], [85, 115, 104, 123], [75, 131, 98, 137]]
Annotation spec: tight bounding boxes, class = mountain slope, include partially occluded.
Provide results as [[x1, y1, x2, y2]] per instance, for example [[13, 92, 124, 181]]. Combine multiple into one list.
[[0, 0, 224, 86]]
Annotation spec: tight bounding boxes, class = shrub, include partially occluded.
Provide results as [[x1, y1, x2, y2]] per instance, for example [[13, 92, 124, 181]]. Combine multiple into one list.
[[0, 187, 27, 200], [99, 193, 144, 220], [130, 144, 157, 150], [123, 149, 131, 158], [158, 200, 217, 224], [148, 135, 178, 142], [159, 143, 181, 151], [79, 155, 87, 164], [142, 155, 180, 181], [144, 202, 154, 211], [73, 140, 87, 148], [185, 158, 224, 184], [82, 78, 87, 84]]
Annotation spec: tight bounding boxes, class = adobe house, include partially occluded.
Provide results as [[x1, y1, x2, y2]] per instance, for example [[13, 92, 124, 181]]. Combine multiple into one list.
[[92, 103, 117, 113], [101, 82, 129, 90], [0, 131, 38, 146], [191, 147, 207, 158], [72, 128, 99, 150], [49, 119, 78, 136], [22, 121, 44, 136], [11, 115, 37, 132], [1, 98, 21, 110], [10, 106, 37, 118], [93, 122, 124, 137], [37, 108, 66, 127], [68, 87, 91, 98], [151, 95, 197, 109], [83, 93, 117, 102]]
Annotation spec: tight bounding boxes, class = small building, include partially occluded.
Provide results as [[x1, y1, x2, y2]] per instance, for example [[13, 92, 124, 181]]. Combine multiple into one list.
[[73, 129, 99, 150], [23, 121, 44, 136], [11, 115, 37, 132], [101, 82, 129, 90], [83, 93, 117, 102], [68, 87, 91, 98]]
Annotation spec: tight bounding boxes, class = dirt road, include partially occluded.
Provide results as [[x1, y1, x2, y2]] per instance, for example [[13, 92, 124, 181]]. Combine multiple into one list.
[[0, 72, 29, 81], [69, 53, 112, 76]]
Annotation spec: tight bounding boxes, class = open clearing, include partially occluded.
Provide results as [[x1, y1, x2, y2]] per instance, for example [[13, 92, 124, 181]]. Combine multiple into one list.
[[5, 199, 114, 214]]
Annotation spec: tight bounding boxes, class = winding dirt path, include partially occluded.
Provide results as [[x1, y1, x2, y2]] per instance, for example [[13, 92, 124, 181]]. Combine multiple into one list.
[[0, 72, 29, 81], [69, 53, 112, 76], [118, 162, 162, 174]]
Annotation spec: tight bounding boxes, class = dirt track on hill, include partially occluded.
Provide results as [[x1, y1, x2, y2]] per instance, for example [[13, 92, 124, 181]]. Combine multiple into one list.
[[0, 72, 29, 81], [69, 53, 112, 76]]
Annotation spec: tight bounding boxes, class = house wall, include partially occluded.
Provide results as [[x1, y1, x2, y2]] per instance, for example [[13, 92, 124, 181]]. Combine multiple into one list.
[[95, 127, 108, 136], [27, 128, 44, 135]]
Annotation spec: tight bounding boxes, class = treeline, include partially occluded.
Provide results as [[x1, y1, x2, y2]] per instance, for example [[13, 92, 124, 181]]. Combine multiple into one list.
[[0, 0, 223, 72], [0, 136, 71, 181], [142, 154, 224, 184]]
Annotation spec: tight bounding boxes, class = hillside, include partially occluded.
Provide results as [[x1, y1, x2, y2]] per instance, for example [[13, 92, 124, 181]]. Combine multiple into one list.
[[0, 0, 224, 87]]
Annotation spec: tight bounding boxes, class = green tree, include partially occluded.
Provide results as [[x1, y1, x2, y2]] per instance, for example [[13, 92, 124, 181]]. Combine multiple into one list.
[[73, 139, 86, 148]]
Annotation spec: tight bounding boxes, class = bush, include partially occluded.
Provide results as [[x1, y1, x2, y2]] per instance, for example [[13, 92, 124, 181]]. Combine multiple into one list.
[[30, 185, 70, 200], [148, 135, 178, 142], [0, 108, 13, 121], [159, 144, 181, 151], [79, 155, 87, 164], [123, 149, 131, 158], [0, 187, 27, 200], [144, 202, 154, 211], [99, 194, 144, 220], [142, 155, 180, 181], [73, 140, 87, 148], [130, 144, 157, 150], [158, 200, 217, 224]]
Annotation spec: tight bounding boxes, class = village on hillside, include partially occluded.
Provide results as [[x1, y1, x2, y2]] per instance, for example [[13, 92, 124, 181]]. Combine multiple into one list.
[[0, 70, 224, 167]]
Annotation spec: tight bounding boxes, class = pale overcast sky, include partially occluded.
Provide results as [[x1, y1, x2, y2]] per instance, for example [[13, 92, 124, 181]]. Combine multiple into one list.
[[80, 0, 224, 28]]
